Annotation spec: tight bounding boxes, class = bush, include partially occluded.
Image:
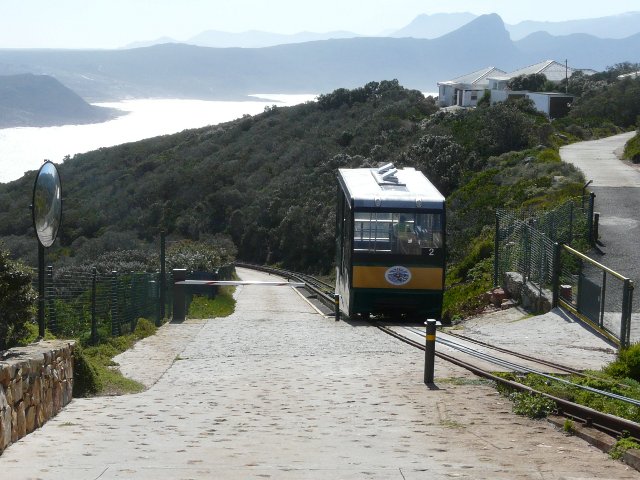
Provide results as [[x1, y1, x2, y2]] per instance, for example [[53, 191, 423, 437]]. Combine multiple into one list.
[[73, 345, 103, 397], [604, 343, 640, 380], [134, 317, 157, 339], [0, 246, 37, 351], [510, 391, 556, 419], [624, 132, 640, 163]]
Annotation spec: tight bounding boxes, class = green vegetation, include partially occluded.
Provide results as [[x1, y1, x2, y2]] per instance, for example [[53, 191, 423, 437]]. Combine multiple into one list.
[[563, 418, 575, 433], [1, 68, 639, 324], [604, 342, 640, 380], [624, 131, 640, 163], [510, 391, 557, 419], [74, 318, 157, 396], [0, 246, 36, 350], [496, 371, 640, 423], [610, 435, 640, 460], [187, 287, 236, 319]]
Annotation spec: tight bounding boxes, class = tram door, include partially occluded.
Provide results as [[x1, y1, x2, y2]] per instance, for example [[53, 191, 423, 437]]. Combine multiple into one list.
[[335, 189, 352, 313]]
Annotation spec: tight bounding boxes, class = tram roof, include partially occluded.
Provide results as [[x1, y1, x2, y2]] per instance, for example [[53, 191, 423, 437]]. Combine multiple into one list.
[[338, 165, 445, 210]]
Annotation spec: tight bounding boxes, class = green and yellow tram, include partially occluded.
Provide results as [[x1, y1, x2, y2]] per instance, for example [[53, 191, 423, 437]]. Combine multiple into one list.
[[335, 163, 445, 320]]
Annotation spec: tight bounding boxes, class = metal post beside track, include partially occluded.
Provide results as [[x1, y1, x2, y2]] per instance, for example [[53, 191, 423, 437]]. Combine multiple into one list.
[[424, 319, 437, 385], [334, 294, 340, 321]]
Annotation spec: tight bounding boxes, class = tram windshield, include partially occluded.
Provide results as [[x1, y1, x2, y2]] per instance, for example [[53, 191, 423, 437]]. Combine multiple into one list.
[[353, 212, 443, 255]]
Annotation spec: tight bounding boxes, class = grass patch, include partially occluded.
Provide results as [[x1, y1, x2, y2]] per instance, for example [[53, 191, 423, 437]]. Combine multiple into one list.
[[187, 286, 236, 319], [610, 436, 640, 460], [74, 318, 157, 397], [624, 131, 640, 163], [495, 371, 640, 423]]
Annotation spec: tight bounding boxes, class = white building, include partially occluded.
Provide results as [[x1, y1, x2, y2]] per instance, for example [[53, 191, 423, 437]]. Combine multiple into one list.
[[437, 66, 505, 108], [437, 60, 595, 117]]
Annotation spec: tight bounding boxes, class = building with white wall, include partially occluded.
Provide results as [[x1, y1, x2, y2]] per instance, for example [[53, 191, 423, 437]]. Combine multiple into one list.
[[437, 60, 594, 117]]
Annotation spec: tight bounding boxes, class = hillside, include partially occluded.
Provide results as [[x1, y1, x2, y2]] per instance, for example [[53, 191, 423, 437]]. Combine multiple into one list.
[[0, 81, 585, 277], [0, 74, 120, 128], [1, 15, 638, 102]]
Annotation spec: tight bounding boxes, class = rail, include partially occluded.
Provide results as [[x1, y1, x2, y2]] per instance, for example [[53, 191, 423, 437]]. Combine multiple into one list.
[[376, 323, 640, 441]]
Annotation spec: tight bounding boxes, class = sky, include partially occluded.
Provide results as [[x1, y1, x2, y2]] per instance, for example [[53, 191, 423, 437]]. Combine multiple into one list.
[[1, 0, 639, 49]]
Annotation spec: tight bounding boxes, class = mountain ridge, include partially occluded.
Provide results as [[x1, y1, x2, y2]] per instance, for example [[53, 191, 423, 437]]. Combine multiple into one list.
[[0, 73, 120, 128]]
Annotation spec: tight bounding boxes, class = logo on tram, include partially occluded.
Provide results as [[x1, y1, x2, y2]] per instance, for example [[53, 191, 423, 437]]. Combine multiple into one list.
[[384, 266, 412, 286]]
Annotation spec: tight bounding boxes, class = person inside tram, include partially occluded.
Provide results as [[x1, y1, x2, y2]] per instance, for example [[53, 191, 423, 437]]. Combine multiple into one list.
[[392, 214, 418, 254]]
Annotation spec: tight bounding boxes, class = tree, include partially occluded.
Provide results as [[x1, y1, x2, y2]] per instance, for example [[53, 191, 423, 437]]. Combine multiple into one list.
[[403, 135, 479, 195], [0, 246, 36, 350], [507, 73, 547, 92]]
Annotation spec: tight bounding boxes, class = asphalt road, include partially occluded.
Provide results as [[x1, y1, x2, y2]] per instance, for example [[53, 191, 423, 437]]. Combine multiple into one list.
[[560, 132, 640, 321]]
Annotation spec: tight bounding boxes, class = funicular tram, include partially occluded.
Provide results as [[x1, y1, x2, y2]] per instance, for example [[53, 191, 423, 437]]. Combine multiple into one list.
[[335, 163, 446, 320]]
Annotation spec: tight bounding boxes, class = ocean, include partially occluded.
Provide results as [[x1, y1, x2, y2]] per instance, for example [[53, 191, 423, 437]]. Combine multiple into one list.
[[0, 94, 316, 183]]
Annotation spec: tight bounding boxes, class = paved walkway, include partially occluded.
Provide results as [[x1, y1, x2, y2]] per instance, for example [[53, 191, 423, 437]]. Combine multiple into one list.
[[560, 132, 640, 339], [559, 132, 639, 187], [0, 268, 637, 479]]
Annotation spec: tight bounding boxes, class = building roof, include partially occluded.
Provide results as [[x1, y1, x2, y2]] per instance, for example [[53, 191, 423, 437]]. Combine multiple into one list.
[[438, 66, 506, 87], [618, 71, 640, 79], [437, 61, 597, 92], [505, 60, 595, 82]]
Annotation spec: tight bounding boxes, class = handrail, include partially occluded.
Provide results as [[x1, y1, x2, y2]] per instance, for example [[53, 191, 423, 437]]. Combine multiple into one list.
[[562, 244, 631, 281]]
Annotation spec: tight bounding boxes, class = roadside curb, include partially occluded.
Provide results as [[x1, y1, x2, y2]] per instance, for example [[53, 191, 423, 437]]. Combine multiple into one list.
[[547, 415, 640, 471]]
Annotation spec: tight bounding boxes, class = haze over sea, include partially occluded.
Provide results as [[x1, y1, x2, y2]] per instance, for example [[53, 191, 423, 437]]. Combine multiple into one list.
[[0, 94, 316, 183]]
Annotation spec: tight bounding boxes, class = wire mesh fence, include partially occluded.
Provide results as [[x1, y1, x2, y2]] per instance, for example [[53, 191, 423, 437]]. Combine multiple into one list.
[[557, 245, 633, 347], [495, 195, 634, 348], [30, 261, 236, 343], [495, 196, 592, 292], [38, 267, 174, 342]]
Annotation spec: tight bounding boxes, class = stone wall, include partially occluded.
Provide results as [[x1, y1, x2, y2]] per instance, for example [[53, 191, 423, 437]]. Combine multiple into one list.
[[503, 271, 553, 314], [0, 340, 74, 454]]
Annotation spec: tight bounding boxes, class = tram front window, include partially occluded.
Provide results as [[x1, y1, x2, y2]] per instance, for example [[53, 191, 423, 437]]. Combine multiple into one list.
[[353, 212, 442, 255]]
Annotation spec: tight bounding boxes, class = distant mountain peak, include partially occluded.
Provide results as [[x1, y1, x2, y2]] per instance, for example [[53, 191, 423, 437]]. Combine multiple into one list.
[[391, 12, 477, 39], [441, 13, 509, 41]]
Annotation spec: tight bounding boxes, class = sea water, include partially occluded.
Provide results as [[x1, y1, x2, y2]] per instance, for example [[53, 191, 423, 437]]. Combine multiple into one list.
[[0, 94, 316, 183]]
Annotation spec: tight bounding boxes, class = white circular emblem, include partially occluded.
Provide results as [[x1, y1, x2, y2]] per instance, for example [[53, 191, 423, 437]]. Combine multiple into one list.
[[384, 266, 412, 286]]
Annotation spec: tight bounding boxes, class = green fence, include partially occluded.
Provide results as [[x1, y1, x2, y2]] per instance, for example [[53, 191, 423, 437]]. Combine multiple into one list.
[[557, 245, 633, 348], [494, 196, 592, 291], [494, 195, 634, 348], [42, 267, 174, 342]]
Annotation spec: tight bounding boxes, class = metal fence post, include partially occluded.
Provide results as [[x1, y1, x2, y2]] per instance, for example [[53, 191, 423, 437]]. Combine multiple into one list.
[[621, 279, 631, 348], [111, 271, 119, 336], [621, 279, 634, 349], [627, 282, 634, 348], [569, 201, 574, 243], [599, 271, 607, 329], [587, 192, 596, 245], [494, 213, 500, 287], [551, 243, 561, 308], [159, 230, 166, 325], [424, 319, 437, 385], [91, 267, 98, 345], [46, 265, 55, 333]]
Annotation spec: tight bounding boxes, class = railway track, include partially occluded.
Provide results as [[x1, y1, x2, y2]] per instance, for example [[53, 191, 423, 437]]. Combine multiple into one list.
[[235, 262, 640, 442]]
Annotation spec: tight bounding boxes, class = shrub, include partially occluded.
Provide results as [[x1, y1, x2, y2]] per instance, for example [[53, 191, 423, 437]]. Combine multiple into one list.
[[610, 436, 640, 460], [510, 391, 556, 419], [624, 132, 640, 163], [73, 345, 103, 397], [134, 317, 157, 339], [604, 343, 640, 380], [0, 247, 37, 351]]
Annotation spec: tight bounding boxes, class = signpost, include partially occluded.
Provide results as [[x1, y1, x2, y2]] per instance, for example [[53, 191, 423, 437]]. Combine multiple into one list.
[[31, 161, 62, 338]]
